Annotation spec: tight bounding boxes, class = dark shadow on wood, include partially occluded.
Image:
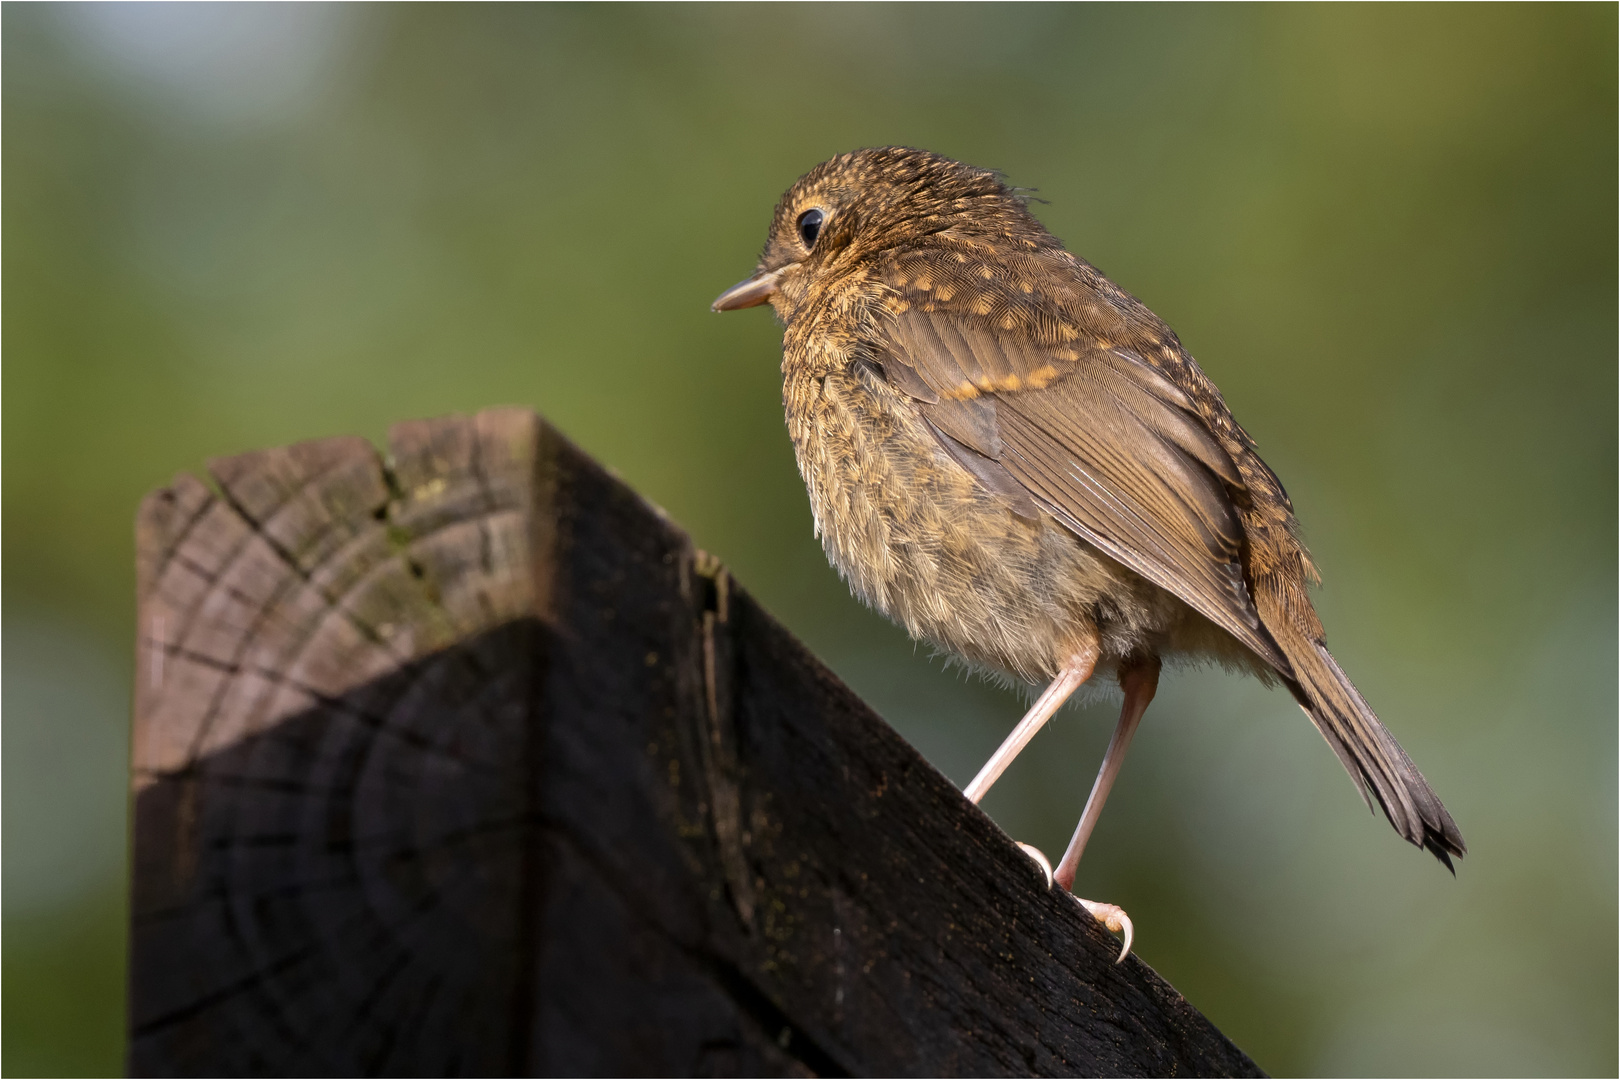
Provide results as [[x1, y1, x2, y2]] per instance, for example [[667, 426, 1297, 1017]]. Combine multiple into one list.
[[129, 408, 1262, 1077]]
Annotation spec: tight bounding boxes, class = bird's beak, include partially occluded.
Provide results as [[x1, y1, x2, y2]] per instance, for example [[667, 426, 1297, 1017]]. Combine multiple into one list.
[[711, 268, 783, 312]]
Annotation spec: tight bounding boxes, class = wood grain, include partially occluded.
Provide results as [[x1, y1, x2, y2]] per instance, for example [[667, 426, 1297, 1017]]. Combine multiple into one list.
[[129, 407, 1261, 1077]]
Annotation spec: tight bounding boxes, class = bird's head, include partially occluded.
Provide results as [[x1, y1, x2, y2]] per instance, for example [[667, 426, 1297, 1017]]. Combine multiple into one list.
[[711, 147, 1051, 324]]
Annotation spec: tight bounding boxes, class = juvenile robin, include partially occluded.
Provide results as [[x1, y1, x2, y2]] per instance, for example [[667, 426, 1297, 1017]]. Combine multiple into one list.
[[712, 147, 1464, 960]]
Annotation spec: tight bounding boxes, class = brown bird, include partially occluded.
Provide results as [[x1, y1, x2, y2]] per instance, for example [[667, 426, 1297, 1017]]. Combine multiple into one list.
[[712, 147, 1464, 959]]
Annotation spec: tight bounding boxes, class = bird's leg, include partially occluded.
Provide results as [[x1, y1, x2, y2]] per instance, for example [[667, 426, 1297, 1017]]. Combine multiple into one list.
[[1054, 657, 1160, 885], [1053, 655, 1160, 963], [963, 641, 1099, 805]]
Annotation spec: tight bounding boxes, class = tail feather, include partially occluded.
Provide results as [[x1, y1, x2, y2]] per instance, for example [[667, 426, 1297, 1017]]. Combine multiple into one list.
[[1282, 637, 1466, 868]]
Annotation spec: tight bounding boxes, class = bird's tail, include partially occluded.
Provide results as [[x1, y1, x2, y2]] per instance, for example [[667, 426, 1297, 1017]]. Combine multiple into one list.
[[1283, 636, 1466, 869]]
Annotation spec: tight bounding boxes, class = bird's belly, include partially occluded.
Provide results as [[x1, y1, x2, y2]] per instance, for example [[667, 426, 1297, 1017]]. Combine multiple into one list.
[[788, 370, 1184, 683]]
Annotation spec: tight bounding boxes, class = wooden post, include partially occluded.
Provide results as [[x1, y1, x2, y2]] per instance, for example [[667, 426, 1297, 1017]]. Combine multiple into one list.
[[129, 407, 1261, 1077]]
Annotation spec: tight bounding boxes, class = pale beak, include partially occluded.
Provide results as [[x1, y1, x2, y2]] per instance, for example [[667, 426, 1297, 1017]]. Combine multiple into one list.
[[711, 268, 783, 312]]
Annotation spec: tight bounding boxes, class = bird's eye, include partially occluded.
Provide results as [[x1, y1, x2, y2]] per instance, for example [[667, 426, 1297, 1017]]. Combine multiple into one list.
[[797, 208, 824, 249]]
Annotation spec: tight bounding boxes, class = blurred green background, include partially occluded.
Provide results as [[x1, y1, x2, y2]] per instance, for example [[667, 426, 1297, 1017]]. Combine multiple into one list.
[[4, 4, 1614, 1075]]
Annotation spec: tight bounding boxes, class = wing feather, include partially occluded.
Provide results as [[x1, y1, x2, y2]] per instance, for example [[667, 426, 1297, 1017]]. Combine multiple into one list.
[[874, 302, 1287, 671]]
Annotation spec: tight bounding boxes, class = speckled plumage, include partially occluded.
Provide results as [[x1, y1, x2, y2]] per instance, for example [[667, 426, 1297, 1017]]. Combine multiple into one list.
[[786, 330, 1194, 685], [716, 147, 1464, 869]]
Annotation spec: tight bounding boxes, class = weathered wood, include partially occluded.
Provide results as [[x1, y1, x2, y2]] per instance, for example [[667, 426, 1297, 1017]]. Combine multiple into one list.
[[129, 407, 1261, 1077]]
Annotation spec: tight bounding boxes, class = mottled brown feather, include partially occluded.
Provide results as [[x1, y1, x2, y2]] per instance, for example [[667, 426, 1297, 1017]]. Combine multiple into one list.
[[876, 300, 1283, 670]]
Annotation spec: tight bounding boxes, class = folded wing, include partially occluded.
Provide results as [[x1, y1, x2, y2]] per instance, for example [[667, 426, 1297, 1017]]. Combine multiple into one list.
[[874, 301, 1289, 673]]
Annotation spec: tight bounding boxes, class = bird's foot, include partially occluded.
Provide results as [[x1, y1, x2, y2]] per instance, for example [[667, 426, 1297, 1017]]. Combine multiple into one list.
[[1014, 842, 1132, 963], [1072, 897, 1133, 963]]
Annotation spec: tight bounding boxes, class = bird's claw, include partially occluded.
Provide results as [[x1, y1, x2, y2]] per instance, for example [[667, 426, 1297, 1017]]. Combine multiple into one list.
[[1015, 842, 1054, 889], [1013, 842, 1131, 963], [1074, 897, 1134, 963]]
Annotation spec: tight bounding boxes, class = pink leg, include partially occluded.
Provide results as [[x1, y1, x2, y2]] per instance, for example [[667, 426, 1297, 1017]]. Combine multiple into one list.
[[1052, 658, 1159, 964], [1054, 658, 1160, 889], [1056, 660, 1159, 887], [963, 642, 1099, 805]]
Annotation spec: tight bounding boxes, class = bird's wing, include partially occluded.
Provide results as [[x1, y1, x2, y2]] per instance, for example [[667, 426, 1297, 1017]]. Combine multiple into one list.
[[871, 286, 1289, 673]]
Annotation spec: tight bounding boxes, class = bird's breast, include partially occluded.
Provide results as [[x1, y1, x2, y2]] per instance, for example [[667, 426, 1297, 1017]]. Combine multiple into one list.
[[785, 360, 986, 614]]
